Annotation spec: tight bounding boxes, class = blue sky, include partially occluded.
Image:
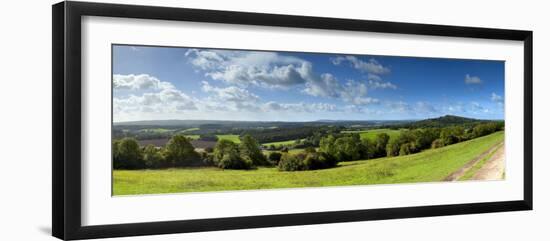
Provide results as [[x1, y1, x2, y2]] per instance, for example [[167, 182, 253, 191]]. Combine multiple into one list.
[[112, 45, 504, 122]]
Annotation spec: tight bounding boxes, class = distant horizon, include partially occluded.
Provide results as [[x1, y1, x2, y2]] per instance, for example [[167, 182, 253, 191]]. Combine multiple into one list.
[[113, 45, 505, 122], [112, 114, 504, 124]]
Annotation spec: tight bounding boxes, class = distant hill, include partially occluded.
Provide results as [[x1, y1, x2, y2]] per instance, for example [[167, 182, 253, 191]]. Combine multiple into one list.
[[389, 115, 491, 129], [414, 115, 479, 125]]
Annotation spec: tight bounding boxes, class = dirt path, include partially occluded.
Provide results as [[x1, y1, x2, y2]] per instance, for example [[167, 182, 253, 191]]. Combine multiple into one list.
[[471, 145, 505, 180], [443, 142, 503, 181]]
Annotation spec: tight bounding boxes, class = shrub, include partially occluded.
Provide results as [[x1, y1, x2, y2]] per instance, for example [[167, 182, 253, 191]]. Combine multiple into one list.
[[278, 153, 306, 171], [278, 152, 338, 171], [113, 138, 145, 169], [201, 152, 215, 166], [431, 138, 445, 149], [217, 150, 252, 170], [303, 152, 338, 170], [213, 139, 252, 169], [268, 152, 283, 165]]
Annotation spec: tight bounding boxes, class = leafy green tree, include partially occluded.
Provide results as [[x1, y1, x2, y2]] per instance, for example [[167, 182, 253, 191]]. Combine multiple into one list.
[[399, 143, 413, 156], [472, 122, 500, 138], [319, 135, 337, 157], [142, 145, 165, 168], [213, 139, 252, 169], [278, 153, 306, 171], [213, 139, 238, 162], [239, 134, 268, 166], [333, 135, 362, 162], [164, 135, 201, 167], [412, 129, 435, 150], [374, 133, 390, 158], [386, 138, 401, 157], [440, 127, 461, 145], [113, 138, 144, 169]]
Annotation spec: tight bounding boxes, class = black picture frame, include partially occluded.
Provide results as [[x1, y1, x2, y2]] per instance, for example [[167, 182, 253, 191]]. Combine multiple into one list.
[[52, 1, 533, 240]]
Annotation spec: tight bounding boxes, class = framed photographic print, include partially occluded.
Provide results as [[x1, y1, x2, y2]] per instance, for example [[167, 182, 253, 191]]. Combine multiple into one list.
[[52, 1, 533, 240]]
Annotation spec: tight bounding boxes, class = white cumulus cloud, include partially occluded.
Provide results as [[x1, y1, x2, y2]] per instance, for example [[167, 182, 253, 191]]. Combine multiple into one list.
[[113, 74, 197, 114], [304, 74, 379, 106], [332, 56, 390, 75], [465, 74, 483, 84], [186, 49, 314, 88], [113, 74, 175, 90]]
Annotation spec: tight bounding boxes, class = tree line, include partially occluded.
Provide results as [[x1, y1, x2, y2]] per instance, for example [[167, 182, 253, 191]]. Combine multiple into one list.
[[113, 121, 503, 172]]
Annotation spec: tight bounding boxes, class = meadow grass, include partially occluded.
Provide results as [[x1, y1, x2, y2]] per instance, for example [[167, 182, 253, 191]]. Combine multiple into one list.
[[216, 134, 241, 143], [114, 131, 503, 195]]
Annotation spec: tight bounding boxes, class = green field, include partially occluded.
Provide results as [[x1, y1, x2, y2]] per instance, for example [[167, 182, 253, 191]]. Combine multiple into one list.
[[342, 128, 403, 141], [139, 128, 172, 133], [113, 131, 504, 195], [262, 139, 303, 147], [216, 134, 241, 143], [180, 127, 199, 133]]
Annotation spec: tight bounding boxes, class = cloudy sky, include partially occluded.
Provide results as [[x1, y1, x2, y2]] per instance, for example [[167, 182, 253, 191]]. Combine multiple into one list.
[[112, 45, 504, 122]]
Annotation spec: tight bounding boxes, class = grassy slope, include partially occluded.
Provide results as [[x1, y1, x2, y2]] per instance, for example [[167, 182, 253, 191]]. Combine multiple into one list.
[[113, 131, 503, 195]]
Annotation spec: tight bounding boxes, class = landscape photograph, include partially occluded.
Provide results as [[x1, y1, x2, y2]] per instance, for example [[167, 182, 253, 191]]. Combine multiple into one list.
[[111, 45, 505, 196]]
